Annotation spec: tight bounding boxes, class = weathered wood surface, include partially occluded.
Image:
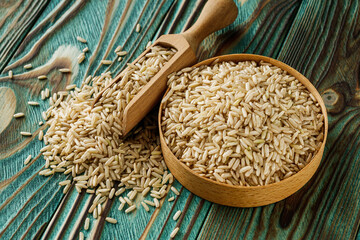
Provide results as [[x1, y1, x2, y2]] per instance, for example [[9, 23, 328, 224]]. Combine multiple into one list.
[[0, 0, 359, 239]]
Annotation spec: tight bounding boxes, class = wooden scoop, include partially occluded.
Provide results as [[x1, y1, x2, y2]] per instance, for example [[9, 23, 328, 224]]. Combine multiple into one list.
[[93, 0, 238, 136]]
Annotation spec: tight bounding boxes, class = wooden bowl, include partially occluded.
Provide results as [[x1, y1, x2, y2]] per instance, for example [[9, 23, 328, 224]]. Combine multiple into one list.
[[158, 54, 328, 207]]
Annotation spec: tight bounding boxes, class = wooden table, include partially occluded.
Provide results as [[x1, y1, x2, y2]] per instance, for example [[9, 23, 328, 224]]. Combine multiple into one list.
[[1, 0, 359, 239]]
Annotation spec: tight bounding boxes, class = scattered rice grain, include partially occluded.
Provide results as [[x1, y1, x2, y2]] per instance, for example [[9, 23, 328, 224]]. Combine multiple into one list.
[[77, 36, 87, 43], [170, 227, 179, 238], [125, 205, 136, 213], [13, 112, 25, 118], [38, 75, 47, 80], [170, 186, 179, 195], [105, 217, 117, 224], [24, 64, 32, 69], [173, 210, 181, 221], [59, 68, 71, 73], [136, 24, 141, 32], [101, 60, 112, 65], [28, 101, 39, 106], [141, 201, 149, 212], [20, 131, 32, 136]]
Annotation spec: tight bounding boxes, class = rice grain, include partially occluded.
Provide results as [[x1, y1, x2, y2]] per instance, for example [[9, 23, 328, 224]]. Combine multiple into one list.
[[173, 210, 181, 221], [28, 101, 39, 106], [13, 112, 25, 118], [136, 24, 141, 32], [170, 186, 179, 195], [125, 205, 136, 213], [77, 36, 87, 43], [170, 227, 179, 238], [101, 60, 112, 65], [59, 68, 71, 73], [141, 201, 149, 212], [20, 131, 32, 136], [84, 217, 90, 230], [105, 217, 117, 224], [24, 64, 32, 69], [24, 155, 32, 165]]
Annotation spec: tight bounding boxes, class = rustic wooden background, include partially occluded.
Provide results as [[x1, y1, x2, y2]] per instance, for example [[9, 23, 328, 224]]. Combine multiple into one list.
[[0, 0, 359, 239]]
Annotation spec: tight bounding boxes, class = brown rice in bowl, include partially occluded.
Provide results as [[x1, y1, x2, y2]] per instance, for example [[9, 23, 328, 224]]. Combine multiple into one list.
[[160, 56, 325, 187]]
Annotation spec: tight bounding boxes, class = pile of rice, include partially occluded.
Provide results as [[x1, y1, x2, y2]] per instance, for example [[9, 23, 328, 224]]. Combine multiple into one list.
[[39, 45, 177, 217], [161, 60, 324, 186]]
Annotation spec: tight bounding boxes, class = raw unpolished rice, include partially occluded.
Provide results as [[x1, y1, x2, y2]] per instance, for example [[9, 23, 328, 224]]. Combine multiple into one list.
[[13, 112, 25, 118], [38, 75, 47, 80], [38, 130, 43, 140], [41, 90, 46, 100], [118, 202, 125, 211], [105, 217, 117, 224], [20, 131, 32, 136], [24, 64, 32, 69], [141, 201, 150, 211], [76, 36, 87, 43], [59, 68, 71, 73], [24, 155, 32, 165], [78, 53, 85, 63], [170, 227, 179, 238], [28, 101, 39, 106], [173, 210, 181, 221], [37, 46, 176, 221], [144, 199, 155, 206], [136, 24, 141, 32], [153, 198, 160, 208], [115, 45, 122, 53], [84, 217, 90, 230], [116, 51, 127, 56], [101, 59, 112, 65], [125, 205, 136, 213], [45, 88, 50, 98], [161, 60, 324, 186], [170, 186, 180, 195]]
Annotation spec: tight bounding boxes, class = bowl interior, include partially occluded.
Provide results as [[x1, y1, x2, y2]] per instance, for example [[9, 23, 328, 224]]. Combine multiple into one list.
[[158, 54, 328, 207]]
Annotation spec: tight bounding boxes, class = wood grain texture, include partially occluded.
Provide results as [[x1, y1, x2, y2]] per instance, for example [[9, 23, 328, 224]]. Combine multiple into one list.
[[0, 0, 49, 71], [0, 0, 359, 239]]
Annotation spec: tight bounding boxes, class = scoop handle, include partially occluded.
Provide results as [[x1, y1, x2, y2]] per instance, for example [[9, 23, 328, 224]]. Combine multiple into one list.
[[181, 0, 238, 52]]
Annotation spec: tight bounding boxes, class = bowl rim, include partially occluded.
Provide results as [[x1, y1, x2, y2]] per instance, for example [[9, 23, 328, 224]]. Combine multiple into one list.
[[158, 53, 328, 190]]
